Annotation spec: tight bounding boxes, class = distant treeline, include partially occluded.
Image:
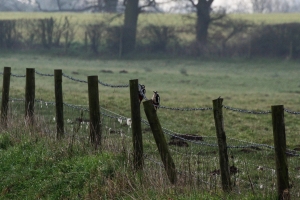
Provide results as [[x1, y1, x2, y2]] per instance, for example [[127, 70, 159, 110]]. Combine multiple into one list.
[[0, 17, 299, 58]]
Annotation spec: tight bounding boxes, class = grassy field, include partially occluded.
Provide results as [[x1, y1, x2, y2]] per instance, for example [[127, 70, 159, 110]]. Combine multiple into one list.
[[1, 12, 300, 25], [0, 52, 300, 199]]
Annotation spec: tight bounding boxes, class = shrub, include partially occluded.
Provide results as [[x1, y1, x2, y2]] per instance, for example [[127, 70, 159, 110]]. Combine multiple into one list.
[[104, 25, 122, 54], [140, 25, 179, 52], [250, 23, 300, 58], [85, 22, 107, 54], [0, 20, 21, 49]]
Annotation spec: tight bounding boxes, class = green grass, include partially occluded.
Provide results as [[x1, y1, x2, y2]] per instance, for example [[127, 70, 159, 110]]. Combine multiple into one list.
[[2, 53, 300, 145], [1, 52, 300, 199], [0, 125, 280, 199], [1, 12, 300, 25], [229, 13, 300, 24]]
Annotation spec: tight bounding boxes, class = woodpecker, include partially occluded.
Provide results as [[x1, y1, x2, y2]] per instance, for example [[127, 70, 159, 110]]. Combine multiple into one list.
[[138, 84, 146, 104], [152, 91, 160, 110]]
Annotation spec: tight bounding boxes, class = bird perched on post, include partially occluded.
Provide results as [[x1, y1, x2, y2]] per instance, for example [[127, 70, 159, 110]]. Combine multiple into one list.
[[152, 91, 160, 110], [138, 84, 146, 104]]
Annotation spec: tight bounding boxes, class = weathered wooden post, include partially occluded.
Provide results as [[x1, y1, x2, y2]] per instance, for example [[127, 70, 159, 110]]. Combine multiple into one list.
[[54, 69, 64, 139], [25, 68, 35, 126], [272, 105, 290, 200], [1, 67, 11, 127], [143, 100, 177, 184], [129, 79, 144, 171], [212, 97, 232, 192], [88, 76, 101, 149]]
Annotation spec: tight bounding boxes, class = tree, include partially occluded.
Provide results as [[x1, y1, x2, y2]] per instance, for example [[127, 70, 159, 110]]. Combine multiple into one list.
[[188, 0, 225, 45], [0, 0, 34, 11], [250, 0, 292, 13], [35, 0, 119, 12], [195, 0, 214, 45], [121, 0, 139, 55], [251, 0, 271, 13], [121, 0, 156, 55]]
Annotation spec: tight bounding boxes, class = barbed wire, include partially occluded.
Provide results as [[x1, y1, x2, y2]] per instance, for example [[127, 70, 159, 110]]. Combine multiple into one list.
[[223, 105, 271, 114], [2, 71, 300, 114], [10, 73, 26, 78], [35, 71, 54, 77], [98, 80, 129, 88], [62, 73, 88, 83], [141, 118, 300, 155], [284, 108, 300, 115], [159, 105, 213, 111], [1, 70, 128, 87], [63, 102, 89, 112], [5, 97, 300, 156], [224, 105, 300, 116]]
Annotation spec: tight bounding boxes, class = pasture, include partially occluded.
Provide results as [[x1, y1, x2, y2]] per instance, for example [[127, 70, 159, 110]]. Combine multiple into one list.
[[1, 12, 300, 59], [1, 12, 300, 25], [0, 52, 300, 199]]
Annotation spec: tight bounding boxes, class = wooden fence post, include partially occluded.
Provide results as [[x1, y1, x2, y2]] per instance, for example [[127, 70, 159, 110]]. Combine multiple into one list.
[[25, 68, 35, 126], [143, 100, 177, 184], [88, 76, 101, 149], [272, 105, 290, 200], [129, 79, 144, 171], [1, 67, 11, 127], [54, 69, 64, 139], [212, 97, 232, 192]]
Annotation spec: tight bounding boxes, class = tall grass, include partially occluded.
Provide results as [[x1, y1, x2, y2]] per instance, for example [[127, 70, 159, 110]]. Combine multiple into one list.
[[0, 102, 284, 199], [1, 53, 300, 198]]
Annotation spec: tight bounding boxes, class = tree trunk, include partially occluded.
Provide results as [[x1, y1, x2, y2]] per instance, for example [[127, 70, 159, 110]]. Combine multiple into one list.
[[196, 0, 213, 45], [122, 0, 139, 55]]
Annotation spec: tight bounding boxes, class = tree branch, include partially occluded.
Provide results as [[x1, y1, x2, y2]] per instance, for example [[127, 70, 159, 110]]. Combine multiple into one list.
[[35, 1, 98, 12], [210, 8, 226, 22], [139, 0, 157, 13], [188, 0, 197, 7]]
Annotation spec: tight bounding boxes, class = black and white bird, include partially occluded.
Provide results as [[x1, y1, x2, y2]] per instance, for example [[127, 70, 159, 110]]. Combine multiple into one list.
[[152, 91, 160, 110], [138, 84, 146, 104]]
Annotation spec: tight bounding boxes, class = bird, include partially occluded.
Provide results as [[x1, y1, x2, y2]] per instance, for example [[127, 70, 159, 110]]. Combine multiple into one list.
[[152, 91, 160, 110], [138, 84, 146, 104]]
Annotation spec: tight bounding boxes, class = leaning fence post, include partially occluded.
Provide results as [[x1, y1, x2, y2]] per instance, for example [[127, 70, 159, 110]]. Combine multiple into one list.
[[272, 105, 290, 200], [143, 100, 177, 184], [212, 97, 232, 192], [1, 67, 11, 127], [25, 68, 35, 126], [88, 76, 101, 149], [54, 69, 64, 139], [129, 79, 144, 171]]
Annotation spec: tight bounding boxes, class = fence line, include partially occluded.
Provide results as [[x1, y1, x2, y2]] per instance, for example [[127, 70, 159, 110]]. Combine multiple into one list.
[[7, 97, 300, 157], [3, 70, 300, 114], [1, 68, 300, 195]]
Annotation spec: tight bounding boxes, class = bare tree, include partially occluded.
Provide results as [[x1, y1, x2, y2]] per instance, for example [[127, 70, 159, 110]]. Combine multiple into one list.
[[35, 0, 119, 12], [0, 0, 34, 11], [233, 0, 252, 13], [211, 18, 253, 56], [251, 0, 271, 13], [271, 0, 290, 13], [250, 0, 293, 13], [190, 0, 213, 45], [187, 0, 225, 45], [290, 0, 300, 12], [121, 0, 156, 55]]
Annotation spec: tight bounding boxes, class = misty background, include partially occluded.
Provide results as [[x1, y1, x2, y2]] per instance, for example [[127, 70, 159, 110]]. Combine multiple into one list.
[[1, 0, 300, 13]]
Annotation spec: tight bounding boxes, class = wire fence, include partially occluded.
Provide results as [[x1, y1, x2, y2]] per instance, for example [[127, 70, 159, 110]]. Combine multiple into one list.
[[1, 69, 300, 197], [3, 70, 300, 114], [3, 70, 300, 155]]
